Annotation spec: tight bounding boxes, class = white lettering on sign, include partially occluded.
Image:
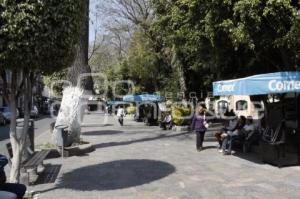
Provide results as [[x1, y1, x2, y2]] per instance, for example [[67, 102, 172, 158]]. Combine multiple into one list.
[[217, 84, 235, 92], [269, 80, 300, 92]]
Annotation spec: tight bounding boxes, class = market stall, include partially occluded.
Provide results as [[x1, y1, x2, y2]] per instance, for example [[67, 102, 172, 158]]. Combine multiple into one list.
[[123, 94, 164, 124], [213, 71, 300, 167]]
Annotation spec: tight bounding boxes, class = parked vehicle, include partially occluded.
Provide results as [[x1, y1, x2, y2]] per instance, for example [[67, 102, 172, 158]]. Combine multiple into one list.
[[30, 105, 39, 118], [0, 107, 20, 122], [0, 111, 6, 125]]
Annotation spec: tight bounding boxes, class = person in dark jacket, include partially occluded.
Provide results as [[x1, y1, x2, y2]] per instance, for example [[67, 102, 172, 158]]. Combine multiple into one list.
[[190, 104, 208, 151], [0, 154, 26, 199], [221, 116, 246, 155], [215, 110, 238, 149]]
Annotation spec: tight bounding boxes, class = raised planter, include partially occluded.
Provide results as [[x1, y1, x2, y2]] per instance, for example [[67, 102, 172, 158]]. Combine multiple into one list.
[[173, 125, 189, 132], [62, 141, 95, 157]]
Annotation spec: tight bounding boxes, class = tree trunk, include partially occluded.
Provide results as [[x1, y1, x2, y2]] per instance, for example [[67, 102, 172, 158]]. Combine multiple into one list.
[[54, 0, 93, 145], [9, 70, 31, 183], [54, 87, 84, 145], [66, 0, 92, 90], [21, 72, 31, 161], [171, 48, 187, 99], [9, 70, 20, 183]]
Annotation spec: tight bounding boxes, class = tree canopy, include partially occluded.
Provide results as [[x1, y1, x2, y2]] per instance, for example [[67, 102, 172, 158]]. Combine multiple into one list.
[[152, 0, 300, 88], [0, 0, 85, 73], [90, 0, 300, 99]]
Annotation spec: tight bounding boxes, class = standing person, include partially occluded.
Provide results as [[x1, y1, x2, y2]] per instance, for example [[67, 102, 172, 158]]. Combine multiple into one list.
[[117, 106, 125, 126], [0, 154, 26, 199], [161, 112, 172, 130], [190, 105, 208, 151]]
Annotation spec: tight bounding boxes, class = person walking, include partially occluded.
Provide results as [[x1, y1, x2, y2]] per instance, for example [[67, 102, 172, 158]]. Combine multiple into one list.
[[117, 106, 125, 126], [0, 154, 26, 199], [190, 105, 208, 151]]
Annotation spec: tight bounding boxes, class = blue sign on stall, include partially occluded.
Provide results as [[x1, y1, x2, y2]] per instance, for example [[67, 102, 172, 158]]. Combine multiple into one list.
[[213, 71, 300, 96], [123, 94, 164, 102]]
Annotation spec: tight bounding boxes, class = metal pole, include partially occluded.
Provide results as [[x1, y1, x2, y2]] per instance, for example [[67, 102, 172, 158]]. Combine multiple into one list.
[[61, 140, 64, 160], [61, 128, 64, 160]]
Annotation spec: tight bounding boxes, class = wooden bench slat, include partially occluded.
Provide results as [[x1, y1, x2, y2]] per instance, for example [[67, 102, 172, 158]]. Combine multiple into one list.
[[23, 150, 50, 169], [25, 151, 48, 166]]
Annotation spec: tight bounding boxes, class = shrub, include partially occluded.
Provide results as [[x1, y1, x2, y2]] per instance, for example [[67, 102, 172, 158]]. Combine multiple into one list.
[[171, 106, 192, 126], [126, 105, 136, 114]]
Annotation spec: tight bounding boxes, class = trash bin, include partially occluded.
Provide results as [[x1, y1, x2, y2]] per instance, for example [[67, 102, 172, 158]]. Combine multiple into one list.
[[50, 122, 55, 134], [55, 125, 69, 148], [16, 119, 34, 150], [16, 118, 34, 162]]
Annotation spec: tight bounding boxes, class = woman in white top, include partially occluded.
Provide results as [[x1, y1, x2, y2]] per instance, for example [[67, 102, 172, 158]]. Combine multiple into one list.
[[117, 106, 125, 126]]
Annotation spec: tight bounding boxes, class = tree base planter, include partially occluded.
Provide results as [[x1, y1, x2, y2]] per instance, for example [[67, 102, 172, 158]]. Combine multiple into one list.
[[59, 141, 95, 157]]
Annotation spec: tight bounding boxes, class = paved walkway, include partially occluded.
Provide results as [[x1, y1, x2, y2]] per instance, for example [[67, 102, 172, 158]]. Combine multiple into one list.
[[31, 113, 300, 199]]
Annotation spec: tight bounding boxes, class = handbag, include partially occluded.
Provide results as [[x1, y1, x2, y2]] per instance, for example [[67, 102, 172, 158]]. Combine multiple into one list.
[[204, 121, 209, 129], [204, 115, 209, 128]]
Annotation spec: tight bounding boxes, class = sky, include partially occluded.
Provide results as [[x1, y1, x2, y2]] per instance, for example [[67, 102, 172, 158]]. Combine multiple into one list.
[[89, 0, 98, 43], [89, 0, 111, 43]]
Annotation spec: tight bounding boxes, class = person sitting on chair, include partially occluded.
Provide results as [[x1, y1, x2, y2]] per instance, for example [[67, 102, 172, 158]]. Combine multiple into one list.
[[215, 110, 238, 149], [220, 116, 246, 155], [241, 116, 256, 152], [0, 154, 26, 199]]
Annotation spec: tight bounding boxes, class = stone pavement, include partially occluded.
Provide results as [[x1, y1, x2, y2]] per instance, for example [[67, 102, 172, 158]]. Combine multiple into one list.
[[30, 113, 300, 199]]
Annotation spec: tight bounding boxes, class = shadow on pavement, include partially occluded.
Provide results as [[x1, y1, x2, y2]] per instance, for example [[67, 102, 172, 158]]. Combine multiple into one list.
[[81, 124, 113, 127], [202, 146, 217, 150], [93, 132, 191, 149], [35, 164, 62, 184], [41, 159, 175, 192], [232, 151, 264, 165], [82, 130, 123, 136]]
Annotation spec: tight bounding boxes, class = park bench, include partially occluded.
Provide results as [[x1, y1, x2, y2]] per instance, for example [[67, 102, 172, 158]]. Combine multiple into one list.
[[231, 128, 261, 153], [6, 143, 50, 185]]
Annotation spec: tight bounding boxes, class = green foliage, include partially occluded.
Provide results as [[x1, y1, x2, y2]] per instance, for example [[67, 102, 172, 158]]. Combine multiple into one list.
[[43, 68, 68, 96], [124, 31, 171, 93], [171, 106, 191, 126], [0, 0, 85, 72], [152, 0, 300, 92], [126, 105, 136, 115], [91, 0, 300, 98]]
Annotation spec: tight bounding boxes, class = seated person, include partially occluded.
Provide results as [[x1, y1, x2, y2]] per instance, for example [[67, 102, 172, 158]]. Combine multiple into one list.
[[161, 112, 172, 130], [0, 154, 26, 199], [220, 116, 246, 154], [241, 116, 255, 138], [215, 111, 238, 149], [242, 117, 257, 152]]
